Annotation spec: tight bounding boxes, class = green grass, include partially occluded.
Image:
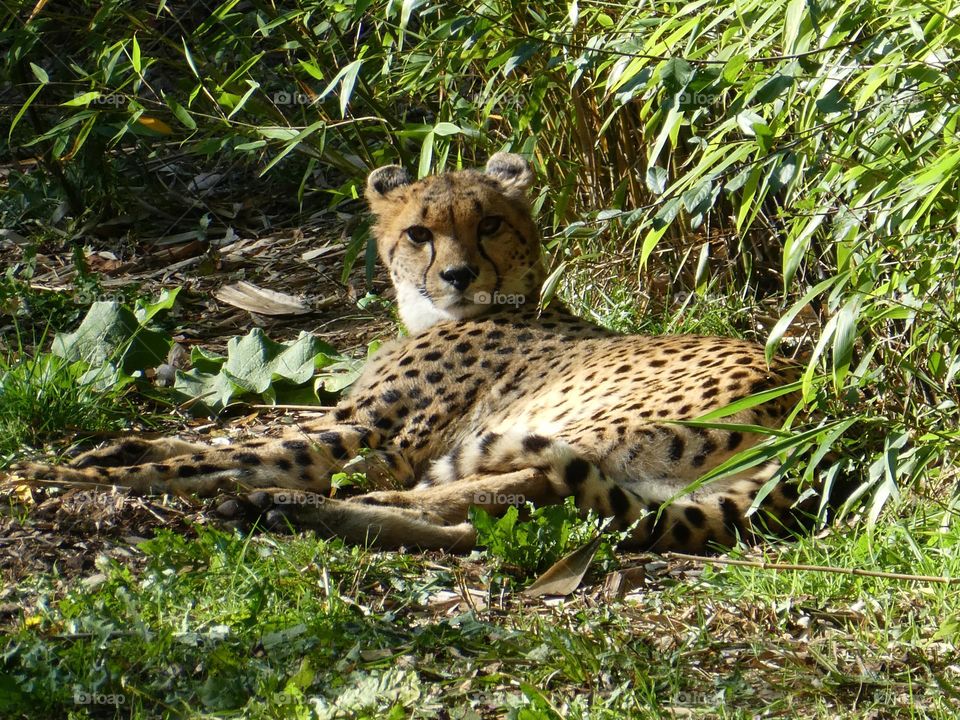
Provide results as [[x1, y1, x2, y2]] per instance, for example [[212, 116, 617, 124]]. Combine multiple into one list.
[[3, 503, 958, 719], [0, 351, 131, 465]]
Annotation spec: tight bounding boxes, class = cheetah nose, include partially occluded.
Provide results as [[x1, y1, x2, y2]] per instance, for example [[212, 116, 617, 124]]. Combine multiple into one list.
[[439, 265, 479, 292]]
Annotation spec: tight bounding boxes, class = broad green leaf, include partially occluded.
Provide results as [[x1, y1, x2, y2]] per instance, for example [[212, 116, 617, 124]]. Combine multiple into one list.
[[652, 196, 681, 229], [260, 119, 325, 175], [540, 261, 568, 309], [866, 432, 907, 527], [134, 287, 181, 323], [418, 130, 435, 178], [10, 84, 44, 143], [831, 295, 861, 389], [173, 368, 241, 413], [639, 224, 669, 267], [649, 106, 681, 165], [754, 73, 795, 104], [222, 330, 332, 393], [693, 381, 802, 422], [182, 39, 200, 78], [816, 85, 850, 114], [432, 122, 462, 137], [668, 419, 790, 438], [257, 126, 300, 141], [221, 52, 266, 88], [783, 0, 806, 53], [298, 60, 324, 80], [721, 54, 746, 84], [783, 213, 825, 287], [339, 59, 363, 117], [190, 346, 226, 374], [316, 358, 365, 394], [734, 165, 762, 231], [770, 152, 797, 190], [674, 421, 848, 503], [227, 80, 261, 119], [736, 110, 767, 136], [52, 302, 171, 373], [766, 275, 842, 362], [681, 181, 714, 215], [400, 0, 425, 41], [645, 165, 668, 195], [659, 58, 694, 92]]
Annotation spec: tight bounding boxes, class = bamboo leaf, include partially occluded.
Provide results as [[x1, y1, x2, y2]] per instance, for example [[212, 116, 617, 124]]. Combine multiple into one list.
[[131, 35, 141, 73]]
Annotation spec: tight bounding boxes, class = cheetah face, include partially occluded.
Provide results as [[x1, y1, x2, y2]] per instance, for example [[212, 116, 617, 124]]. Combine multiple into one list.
[[366, 153, 547, 334]]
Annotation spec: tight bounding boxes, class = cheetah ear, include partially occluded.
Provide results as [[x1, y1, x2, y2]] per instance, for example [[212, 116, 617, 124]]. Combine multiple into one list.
[[485, 153, 534, 197], [366, 165, 412, 201]]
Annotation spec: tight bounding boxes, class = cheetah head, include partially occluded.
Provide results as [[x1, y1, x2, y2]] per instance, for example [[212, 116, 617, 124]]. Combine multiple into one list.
[[366, 153, 546, 334]]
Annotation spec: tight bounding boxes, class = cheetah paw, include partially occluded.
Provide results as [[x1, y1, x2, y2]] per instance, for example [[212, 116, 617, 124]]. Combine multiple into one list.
[[5, 462, 59, 482], [211, 489, 328, 533]]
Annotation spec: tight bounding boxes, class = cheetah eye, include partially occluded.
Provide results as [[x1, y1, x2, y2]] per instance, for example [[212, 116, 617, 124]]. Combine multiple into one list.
[[477, 216, 502, 236], [405, 225, 433, 244]]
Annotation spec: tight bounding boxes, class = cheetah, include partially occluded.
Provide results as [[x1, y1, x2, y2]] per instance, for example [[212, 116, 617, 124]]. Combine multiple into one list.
[[9, 153, 819, 553]]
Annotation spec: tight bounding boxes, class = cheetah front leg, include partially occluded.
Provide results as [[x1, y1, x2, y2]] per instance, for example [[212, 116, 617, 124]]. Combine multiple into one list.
[[67, 437, 210, 468], [8, 425, 380, 497]]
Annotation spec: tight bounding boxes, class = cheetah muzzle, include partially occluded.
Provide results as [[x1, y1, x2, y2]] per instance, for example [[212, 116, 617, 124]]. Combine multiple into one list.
[[8, 153, 821, 554]]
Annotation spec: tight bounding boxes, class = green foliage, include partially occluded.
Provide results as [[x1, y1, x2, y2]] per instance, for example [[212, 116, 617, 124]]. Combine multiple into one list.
[[470, 497, 612, 573], [0, 352, 130, 463], [174, 328, 363, 413], [0, 289, 179, 463], [0, 0, 955, 542], [0, 253, 91, 349], [51, 293, 177, 384], [37, 294, 363, 415]]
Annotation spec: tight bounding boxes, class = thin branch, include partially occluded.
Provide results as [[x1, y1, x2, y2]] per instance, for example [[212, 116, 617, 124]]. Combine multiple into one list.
[[665, 552, 959, 584], [247, 404, 334, 412]]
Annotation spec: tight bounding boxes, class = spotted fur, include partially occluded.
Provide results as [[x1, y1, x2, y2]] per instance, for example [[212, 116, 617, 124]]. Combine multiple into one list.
[[8, 154, 818, 553]]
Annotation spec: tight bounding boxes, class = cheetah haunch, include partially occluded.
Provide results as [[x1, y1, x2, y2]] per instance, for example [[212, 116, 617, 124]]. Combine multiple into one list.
[[11, 153, 816, 553]]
